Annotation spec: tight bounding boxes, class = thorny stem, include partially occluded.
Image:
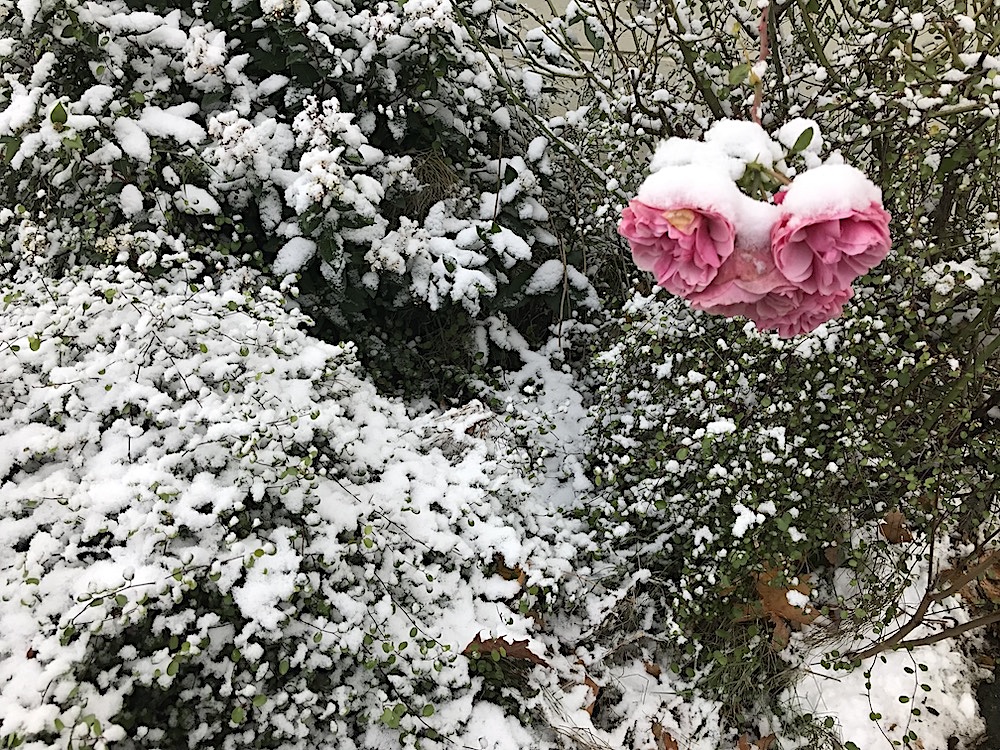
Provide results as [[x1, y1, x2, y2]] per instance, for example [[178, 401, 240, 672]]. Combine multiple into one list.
[[751, 1, 770, 125]]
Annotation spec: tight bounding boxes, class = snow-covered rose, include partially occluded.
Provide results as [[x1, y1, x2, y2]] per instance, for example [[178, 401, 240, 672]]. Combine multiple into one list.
[[618, 200, 736, 297], [772, 196, 891, 295]]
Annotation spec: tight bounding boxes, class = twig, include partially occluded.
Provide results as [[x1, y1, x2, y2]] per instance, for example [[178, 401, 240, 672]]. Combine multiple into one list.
[[751, 1, 770, 125]]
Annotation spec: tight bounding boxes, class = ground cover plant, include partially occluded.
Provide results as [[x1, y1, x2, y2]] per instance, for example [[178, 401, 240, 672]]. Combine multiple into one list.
[[1, 0, 999, 749]]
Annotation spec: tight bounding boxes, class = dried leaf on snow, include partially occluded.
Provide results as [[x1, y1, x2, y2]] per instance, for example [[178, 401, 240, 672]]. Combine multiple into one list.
[[652, 722, 680, 750], [462, 634, 548, 667], [745, 569, 817, 649], [880, 511, 914, 544]]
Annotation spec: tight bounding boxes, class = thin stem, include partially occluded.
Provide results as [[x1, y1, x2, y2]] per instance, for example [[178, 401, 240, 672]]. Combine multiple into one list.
[[751, 1, 770, 125]]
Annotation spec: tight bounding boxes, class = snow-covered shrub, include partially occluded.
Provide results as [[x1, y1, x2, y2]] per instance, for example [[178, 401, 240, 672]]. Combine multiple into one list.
[[0, 0, 589, 391], [576, 274, 998, 735], [0, 255, 569, 749]]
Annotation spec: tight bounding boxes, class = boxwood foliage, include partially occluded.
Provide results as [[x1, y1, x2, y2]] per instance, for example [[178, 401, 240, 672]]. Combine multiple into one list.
[[0, 0, 588, 394], [0, 254, 565, 749]]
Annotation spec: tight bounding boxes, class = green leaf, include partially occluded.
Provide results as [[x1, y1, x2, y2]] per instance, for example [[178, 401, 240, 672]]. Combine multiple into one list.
[[421, 704, 435, 717], [28, 336, 40, 351], [583, 23, 605, 52], [728, 62, 751, 85], [166, 658, 179, 677], [2, 137, 20, 164], [278, 659, 289, 675], [50, 102, 68, 125], [198, 343, 208, 353], [791, 127, 815, 153], [252, 694, 267, 708], [230, 707, 245, 724]]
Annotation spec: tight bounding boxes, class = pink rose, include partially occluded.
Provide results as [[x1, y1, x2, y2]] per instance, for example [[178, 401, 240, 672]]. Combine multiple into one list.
[[688, 242, 793, 312], [771, 202, 891, 295], [618, 200, 736, 297], [749, 287, 854, 338]]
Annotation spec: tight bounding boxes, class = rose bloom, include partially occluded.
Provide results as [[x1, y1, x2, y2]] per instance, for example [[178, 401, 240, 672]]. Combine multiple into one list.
[[618, 200, 736, 297], [749, 287, 855, 338], [690, 245, 854, 337], [771, 202, 891, 295]]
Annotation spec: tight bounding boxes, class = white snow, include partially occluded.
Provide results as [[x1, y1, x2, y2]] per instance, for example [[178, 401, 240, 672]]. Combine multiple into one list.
[[522, 70, 543, 98], [113, 117, 152, 162], [173, 184, 220, 215], [78, 84, 116, 113], [273, 236, 317, 275], [731, 502, 765, 538], [786, 552, 985, 750], [703, 118, 783, 169], [777, 117, 823, 153], [785, 589, 809, 608], [777, 164, 883, 216], [119, 184, 144, 217], [705, 418, 736, 435], [636, 163, 746, 216], [527, 136, 548, 161], [524, 259, 564, 294], [923, 259, 987, 294], [139, 104, 206, 145]]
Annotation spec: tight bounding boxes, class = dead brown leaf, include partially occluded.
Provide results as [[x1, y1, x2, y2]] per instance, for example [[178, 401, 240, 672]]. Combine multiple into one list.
[[462, 635, 548, 667], [736, 734, 776, 750], [880, 511, 914, 544], [582, 671, 600, 715], [980, 577, 1000, 604], [652, 722, 680, 750], [493, 553, 526, 587], [644, 662, 662, 678], [752, 569, 817, 649]]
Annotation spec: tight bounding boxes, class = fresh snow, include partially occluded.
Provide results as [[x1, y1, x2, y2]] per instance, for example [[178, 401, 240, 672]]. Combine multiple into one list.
[[173, 184, 220, 215], [113, 117, 152, 162], [273, 236, 318, 275], [118, 184, 144, 216]]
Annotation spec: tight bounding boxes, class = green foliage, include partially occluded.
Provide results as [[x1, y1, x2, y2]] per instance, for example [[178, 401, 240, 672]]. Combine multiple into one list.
[[578, 270, 997, 728]]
